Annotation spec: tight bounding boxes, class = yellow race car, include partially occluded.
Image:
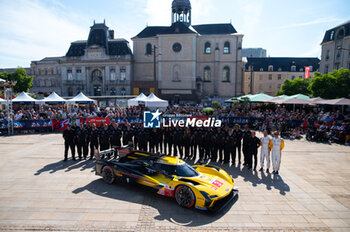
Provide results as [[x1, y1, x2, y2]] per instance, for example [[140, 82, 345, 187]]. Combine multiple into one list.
[[95, 147, 238, 212]]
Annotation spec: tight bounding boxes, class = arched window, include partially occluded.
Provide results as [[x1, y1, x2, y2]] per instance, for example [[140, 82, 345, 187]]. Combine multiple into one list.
[[223, 42, 230, 54], [121, 88, 126, 96], [268, 65, 273, 71], [222, 66, 230, 82], [146, 43, 152, 55], [291, 65, 296, 72], [92, 69, 102, 82], [204, 66, 211, 82], [204, 42, 211, 54], [110, 88, 116, 95], [76, 87, 81, 94], [173, 65, 181, 82]]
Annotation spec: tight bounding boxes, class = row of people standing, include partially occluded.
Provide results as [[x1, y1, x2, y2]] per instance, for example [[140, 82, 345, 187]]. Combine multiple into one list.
[[62, 121, 285, 174]]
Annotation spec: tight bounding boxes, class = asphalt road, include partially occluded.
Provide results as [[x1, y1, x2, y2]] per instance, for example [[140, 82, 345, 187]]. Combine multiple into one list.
[[0, 133, 349, 231]]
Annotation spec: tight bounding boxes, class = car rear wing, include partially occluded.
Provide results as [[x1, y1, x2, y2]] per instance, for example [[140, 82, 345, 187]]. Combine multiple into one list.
[[94, 145, 134, 160]]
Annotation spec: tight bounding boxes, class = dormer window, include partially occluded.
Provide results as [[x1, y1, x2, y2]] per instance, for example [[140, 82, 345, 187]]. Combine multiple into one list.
[[259, 68, 264, 72], [268, 65, 273, 72], [299, 68, 303, 72], [204, 42, 211, 54], [291, 65, 296, 72]]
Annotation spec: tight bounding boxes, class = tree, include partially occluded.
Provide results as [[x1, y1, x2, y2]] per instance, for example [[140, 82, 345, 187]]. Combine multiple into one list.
[[0, 68, 33, 93], [276, 78, 311, 96], [309, 69, 350, 99]]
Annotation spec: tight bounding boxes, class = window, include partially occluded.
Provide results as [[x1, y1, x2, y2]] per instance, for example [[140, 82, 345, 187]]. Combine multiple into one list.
[[291, 75, 295, 80], [121, 88, 126, 96], [291, 65, 296, 72], [268, 65, 273, 71], [268, 74, 272, 80], [76, 69, 82, 80], [92, 70, 102, 82], [110, 69, 116, 81], [335, 63, 340, 70], [326, 50, 330, 60], [76, 87, 81, 94], [67, 70, 73, 80], [146, 43, 152, 55], [47, 69, 51, 75], [310, 66, 313, 72], [173, 65, 181, 82], [259, 74, 263, 80], [223, 42, 230, 54], [120, 67, 126, 81], [299, 76, 302, 79], [68, 87, 73, 96], [299, 68, 303, 72], [336, 49, 341, 59], [278, 68, 282, 71], [110, 88, 116, 95], [204, 42, 211, 54], [204, 66, 211, 82], [277, 74, 282, 80], [259, 68, 264, 72], [325, 65, 329, 74], [330, 31, 334, 40], [222, 66, 230, 82], [348, 63, 350, 69], [269, 84, 272, 89]]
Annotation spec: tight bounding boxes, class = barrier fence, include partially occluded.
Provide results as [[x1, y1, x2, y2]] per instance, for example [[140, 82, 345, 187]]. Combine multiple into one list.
[[0, 117, 303, 133]]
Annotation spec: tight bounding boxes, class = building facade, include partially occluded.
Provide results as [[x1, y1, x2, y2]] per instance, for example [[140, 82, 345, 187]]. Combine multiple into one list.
[[320, 21, 350, 74], [244, 57, 320, 96], [30, 22, 132, 97], [242, 48, 267, 58], [132, 0, 245, 103]]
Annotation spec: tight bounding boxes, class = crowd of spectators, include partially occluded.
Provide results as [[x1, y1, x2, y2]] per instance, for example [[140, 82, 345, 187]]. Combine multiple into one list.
[[0, 104, 349, 145]]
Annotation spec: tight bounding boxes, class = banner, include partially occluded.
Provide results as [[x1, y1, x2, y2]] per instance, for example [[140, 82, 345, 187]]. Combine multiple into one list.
[[0, 120, 52, 131], [305, 66, 310, 79], [51, 119, 70, 131], [85, 118, 111, 127]]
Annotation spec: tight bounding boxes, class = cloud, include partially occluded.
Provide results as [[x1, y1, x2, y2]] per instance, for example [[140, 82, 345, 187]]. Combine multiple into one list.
[[0, 0, 89, 68], [274, 17, 343, 30], [144, 0, 172, 26]]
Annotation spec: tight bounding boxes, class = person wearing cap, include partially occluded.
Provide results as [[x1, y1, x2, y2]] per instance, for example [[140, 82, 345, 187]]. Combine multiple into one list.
[[259, 130, 273, 173], [63, 124, 76, 161], [271, 131, 285, 175]]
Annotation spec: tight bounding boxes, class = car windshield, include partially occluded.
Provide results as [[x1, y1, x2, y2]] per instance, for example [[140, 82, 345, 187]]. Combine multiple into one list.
[[156, 163, 199, 177]]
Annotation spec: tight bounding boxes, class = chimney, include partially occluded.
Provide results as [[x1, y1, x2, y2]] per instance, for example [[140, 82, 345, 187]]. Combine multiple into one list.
[[109, 30, 114, 40]]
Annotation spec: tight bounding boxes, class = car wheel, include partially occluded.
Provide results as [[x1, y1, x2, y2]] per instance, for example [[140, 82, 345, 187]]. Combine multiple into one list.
[[102, 166, 115, 184], [175, 185, 195, 208]]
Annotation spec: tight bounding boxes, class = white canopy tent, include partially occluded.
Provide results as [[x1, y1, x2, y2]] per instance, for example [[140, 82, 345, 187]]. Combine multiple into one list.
[[39, 92, 67, 105], [0, 98, 6, 104], [127, 93, 148, 107], [68, 92, 96, 104], [12, 92, 37, 104], [142, 93, 169, 109]]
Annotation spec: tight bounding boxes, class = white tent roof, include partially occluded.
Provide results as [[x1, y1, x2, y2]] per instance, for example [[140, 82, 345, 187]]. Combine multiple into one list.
[[12, 92, 37, 104], [68, 92, 96, 104], [40, 92, 67, 104], [143, 93, 169, 108], [127, 93, 148, 107], [0, 98, 6, 104]]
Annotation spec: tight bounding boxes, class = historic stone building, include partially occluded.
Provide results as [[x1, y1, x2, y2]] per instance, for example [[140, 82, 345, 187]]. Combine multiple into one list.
[[132, 0, 245, 103], [320, 20, 350, 74], [30, 21, 132, 97], [244, 57, 320, 96]]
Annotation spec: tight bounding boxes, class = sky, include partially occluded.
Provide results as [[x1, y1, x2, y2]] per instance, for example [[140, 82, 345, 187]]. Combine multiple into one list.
[[0, 0, 349, 68]]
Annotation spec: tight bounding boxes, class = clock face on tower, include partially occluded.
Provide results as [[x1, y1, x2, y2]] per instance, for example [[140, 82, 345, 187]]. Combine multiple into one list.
[[172, 43, 182, 53]]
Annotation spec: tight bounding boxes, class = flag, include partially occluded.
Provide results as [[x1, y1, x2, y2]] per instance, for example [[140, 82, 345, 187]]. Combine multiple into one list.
[[305, 66, 310, 79]]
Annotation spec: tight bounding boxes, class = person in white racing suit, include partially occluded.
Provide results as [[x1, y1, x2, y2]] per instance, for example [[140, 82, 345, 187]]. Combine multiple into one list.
[[271, 131, 285, 175], [259, 130, 272, 173]]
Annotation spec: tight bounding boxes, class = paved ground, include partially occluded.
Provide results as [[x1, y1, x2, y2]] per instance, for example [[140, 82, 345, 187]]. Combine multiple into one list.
[[0, 133, 349, 231]]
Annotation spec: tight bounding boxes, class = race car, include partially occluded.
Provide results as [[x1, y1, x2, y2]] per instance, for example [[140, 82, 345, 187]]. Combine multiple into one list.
[[95, 146, 238, 212]]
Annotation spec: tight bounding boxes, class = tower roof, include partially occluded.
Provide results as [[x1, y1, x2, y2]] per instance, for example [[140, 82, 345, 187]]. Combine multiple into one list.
[[172, 0, 191, 10]]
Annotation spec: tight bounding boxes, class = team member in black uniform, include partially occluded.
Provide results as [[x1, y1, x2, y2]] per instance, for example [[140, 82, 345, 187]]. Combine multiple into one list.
[[133, 124, 140, 150], [164, 127, 172, 155], [248, 131, 261, 170], [215, 127, 226, 163], [203, 127, 213, 160], [138, 126, 148, 151], [110, 121, 122, 158], [173, 126, 183, 158], [224, 128, 236, 164], [192, 128, 201, 161], [76, 123, 88, 160], [85, 121, 92, 158], [233, 124, 242, 164], [89, 124, 99, 160], [149, 128, 158, 153], [242, 124, 251, 166], [123, 124, 134, 146], [183, 128, 191, 159], [99, 124, 110, 153], [63, 124, 76, 161]]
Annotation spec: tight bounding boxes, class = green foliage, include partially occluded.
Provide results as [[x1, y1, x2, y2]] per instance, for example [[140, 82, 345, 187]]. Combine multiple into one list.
[[0, 68, 33, 93], [276, 78, 311, 96], [212, 101, 221, 109], [309, 69, 350, 99]]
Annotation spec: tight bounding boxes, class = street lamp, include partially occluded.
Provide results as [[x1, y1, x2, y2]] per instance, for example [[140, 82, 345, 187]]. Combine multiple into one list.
[[249, 64, 254, 94], [147, 45, 161, 95]]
